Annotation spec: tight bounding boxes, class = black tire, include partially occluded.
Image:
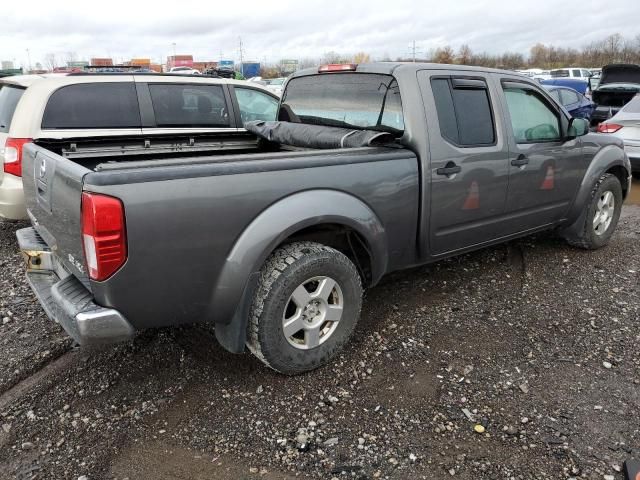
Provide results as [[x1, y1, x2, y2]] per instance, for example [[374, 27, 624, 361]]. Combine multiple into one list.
[[247, 242, 363, 375], [566, 173, 623, 249]]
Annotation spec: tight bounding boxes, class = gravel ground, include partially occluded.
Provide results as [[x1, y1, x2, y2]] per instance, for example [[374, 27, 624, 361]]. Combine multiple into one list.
[[0, 202, 638, 480]]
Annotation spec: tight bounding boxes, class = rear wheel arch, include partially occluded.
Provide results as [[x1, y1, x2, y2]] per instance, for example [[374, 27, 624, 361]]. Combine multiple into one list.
[[212, 190, 387, 353]]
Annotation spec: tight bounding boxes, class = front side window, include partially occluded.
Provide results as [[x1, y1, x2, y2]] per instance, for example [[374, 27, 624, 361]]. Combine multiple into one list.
[[431, 77, 495, 146], [42, 83, 141, 129], [280, 73, 404, 134], [503, 86, 561, 143], [560, 89, 580, 106], [149, 84, 230, 128], [235, 88, 278, 123]]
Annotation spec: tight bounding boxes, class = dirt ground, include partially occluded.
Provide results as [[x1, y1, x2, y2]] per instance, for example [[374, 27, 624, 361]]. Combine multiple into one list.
[[0, 187, 638, 480]]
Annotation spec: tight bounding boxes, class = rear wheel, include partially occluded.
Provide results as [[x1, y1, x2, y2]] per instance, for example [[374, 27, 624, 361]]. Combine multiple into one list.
[[247, 242, 362, 375], [566, 173, 623, 249]]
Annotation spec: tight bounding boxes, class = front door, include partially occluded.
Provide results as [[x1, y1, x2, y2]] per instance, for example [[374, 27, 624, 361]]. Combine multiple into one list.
[[499, 80, 584, 231], [418, 71, 510, 256]]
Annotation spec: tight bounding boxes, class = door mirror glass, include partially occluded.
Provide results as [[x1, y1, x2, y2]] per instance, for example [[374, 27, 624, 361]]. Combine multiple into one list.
[[568, 117, 589, 138]]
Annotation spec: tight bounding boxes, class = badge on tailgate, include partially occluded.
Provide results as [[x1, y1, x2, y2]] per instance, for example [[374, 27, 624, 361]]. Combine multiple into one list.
[[35, 153, 55, 213]]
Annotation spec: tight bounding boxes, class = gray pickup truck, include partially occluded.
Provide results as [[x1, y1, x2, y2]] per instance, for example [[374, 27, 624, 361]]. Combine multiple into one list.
[[18, 63, 632, 374]]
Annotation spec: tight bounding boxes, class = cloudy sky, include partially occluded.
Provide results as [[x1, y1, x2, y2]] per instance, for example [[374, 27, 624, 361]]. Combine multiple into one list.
[[1, 0, 638, 67]]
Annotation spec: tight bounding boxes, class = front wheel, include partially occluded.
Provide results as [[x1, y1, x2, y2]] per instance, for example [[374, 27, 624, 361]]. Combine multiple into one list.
[[566, 173, 623, 249], [247, 242, 363, 375]]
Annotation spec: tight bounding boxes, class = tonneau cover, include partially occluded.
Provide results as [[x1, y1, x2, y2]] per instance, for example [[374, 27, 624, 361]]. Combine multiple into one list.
[[244, 120, 395, 149]]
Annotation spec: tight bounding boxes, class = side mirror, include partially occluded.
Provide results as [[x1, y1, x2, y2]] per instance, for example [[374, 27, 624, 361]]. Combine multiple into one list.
[[567, 117, 589, 139]]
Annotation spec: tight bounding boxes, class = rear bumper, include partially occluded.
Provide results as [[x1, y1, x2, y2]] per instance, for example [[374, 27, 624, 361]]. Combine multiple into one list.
[[0, 173, 27, 220], [17, 227, 135, 345]]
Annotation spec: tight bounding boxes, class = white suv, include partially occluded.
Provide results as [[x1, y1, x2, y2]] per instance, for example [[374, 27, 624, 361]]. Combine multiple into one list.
[[0, 73, 279, 220]]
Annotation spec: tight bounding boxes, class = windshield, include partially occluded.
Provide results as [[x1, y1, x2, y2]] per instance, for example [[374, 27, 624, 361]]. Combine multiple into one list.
[[280, 73, 404, 134], [0, 85, 25, 133]]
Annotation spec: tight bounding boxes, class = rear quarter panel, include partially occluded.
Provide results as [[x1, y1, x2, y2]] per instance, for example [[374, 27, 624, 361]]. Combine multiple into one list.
[[84, 148, 419, 329]]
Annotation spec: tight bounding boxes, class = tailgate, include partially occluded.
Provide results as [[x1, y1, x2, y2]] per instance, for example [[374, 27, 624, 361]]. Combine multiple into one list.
[[22, 143, 92, 287]]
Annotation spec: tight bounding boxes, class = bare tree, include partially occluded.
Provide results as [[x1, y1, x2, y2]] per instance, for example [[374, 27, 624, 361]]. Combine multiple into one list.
[[43, 53, 57, 71], [353, 52, 371, 63], [456, 44, 473, 65]]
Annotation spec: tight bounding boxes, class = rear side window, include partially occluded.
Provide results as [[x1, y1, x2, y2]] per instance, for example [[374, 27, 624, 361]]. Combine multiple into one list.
[[234, 87, 278, 123], [42, 83, 141, 129], [572, 69, 581, 77], [559, 89, 580, 106], [551, 69, 570, 78], [431, 78, 495, 146], [0, 85, 25, 133], [149, 84, 230, 128], [548, 89, 561, 103]]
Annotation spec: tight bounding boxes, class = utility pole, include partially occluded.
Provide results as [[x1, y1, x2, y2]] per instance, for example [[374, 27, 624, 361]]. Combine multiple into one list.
[[238, 36, 244, 75], [25, 48, 32, 72], [172, 42, 177, 58], [408, 41, 422, 62]]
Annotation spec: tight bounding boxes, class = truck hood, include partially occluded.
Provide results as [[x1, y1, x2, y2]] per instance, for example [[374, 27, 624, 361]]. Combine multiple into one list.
[[599, 64, 640, 86]]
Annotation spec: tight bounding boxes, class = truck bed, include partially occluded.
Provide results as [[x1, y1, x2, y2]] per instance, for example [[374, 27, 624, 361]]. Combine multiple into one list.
[[21, 138, 420, 350]]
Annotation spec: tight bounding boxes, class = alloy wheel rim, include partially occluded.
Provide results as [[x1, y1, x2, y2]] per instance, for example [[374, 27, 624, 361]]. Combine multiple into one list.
[[593, 190, 615, 236], [282, 276, 343, 350]]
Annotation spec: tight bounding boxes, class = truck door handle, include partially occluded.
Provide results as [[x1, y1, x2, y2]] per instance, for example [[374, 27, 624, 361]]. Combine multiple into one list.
[[511, 155, 529, 167], [436, 162, 462, 176]]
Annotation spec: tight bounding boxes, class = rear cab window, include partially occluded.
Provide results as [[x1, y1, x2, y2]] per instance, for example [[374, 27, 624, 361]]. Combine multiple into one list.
[[279, 73, 404, 135], [42, 82, 141, 129], [0, 84, 26, 133], [148, 84, 230, 128]]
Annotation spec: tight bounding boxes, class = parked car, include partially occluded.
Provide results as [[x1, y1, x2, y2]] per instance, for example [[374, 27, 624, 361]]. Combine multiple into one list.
[[543, 85, 595, 119], [596, 93, 640, 176], [590, 64, 640, 125], [0, 73, 279, 220], [18, 63, 631, 374], [265, 77, 286, 96], [533, 70, 552, 81], [540, 77, 589, 95], [169, 66, 201, 75], [550, 68, 593, 79]]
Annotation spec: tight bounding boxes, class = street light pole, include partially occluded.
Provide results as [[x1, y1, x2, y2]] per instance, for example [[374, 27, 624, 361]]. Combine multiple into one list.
[[25, 48, 31, 72]]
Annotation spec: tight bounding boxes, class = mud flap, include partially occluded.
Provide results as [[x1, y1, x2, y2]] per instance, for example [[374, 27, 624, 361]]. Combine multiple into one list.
[[214, 272, 260, 354]]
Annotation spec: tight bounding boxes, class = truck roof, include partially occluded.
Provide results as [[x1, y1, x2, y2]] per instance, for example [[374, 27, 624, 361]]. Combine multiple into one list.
[[290, 62, 532, 79]]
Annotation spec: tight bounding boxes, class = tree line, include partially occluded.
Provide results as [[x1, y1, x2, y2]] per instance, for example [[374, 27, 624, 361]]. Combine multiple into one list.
[[262, 33, 640, 76]]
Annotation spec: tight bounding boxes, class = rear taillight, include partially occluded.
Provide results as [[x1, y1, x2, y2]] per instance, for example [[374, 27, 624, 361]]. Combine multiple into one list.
[[3, 138, 32, 177], [81, 192, 127, 281], [318, 64, 358, 73], [597, 123, 623, 133]]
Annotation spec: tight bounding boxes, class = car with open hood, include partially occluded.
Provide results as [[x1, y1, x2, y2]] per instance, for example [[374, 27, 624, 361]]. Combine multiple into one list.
[[590, 64, 640, 125]]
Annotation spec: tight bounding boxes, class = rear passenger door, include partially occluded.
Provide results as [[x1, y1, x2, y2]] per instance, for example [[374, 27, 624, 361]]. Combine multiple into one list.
[[136, 79, 238, 134], [498, 79, 583, 230], [418, 71, 510, 256]]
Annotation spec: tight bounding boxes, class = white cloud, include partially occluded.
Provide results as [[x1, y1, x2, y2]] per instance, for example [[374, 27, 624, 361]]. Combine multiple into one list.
[[1, 0, 638, 67]]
